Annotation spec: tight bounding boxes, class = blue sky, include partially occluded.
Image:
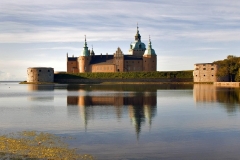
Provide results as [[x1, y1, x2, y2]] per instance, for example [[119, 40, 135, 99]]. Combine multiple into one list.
[[1, 0, 240, 80]]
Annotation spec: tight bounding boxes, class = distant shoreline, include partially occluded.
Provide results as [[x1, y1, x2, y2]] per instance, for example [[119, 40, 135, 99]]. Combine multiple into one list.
[[19, 81, 213, 85]]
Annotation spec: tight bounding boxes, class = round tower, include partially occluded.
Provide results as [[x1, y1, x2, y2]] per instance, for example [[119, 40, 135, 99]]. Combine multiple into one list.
[[78, 35, 91, 73], [143, 36, 157, 71], [27, 67, 54, 82]]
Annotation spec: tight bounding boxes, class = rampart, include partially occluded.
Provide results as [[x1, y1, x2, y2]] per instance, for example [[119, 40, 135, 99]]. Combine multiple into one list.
[[27, 67, 54, 83]]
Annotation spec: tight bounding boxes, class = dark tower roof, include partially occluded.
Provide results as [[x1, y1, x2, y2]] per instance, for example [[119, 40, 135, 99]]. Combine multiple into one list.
[[135, 23, 141, 42]]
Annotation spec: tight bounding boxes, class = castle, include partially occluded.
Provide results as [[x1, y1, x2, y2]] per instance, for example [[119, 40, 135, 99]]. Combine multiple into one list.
[[67, 26, 157, 73]]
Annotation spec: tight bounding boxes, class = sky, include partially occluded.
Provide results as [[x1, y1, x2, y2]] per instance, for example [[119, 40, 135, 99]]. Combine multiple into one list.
[[1, 0, 240, 80]]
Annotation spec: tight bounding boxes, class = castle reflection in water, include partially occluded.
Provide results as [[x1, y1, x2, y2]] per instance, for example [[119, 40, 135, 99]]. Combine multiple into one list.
[[193, 84, 240, 112], [26, 84, 240, 138], [67, 85, 157, 138]]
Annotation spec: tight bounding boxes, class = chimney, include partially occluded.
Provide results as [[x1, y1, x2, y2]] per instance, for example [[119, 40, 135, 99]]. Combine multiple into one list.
[[106, 53, 108, 58], [101, 53, 102, 58]]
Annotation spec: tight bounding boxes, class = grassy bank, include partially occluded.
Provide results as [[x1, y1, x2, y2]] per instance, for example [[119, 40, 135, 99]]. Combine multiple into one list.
[[0, 131, 94, 160], [54, 71, 193, 79]]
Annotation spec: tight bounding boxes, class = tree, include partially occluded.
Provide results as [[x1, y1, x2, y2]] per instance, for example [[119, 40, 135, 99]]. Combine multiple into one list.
[[213, 55, 240, 82]]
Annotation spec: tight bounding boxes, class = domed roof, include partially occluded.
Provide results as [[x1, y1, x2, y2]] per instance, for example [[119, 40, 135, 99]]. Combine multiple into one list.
[[130, 41, 146, 50], [144, 36, 156, 56], [130, 24, 146, 50], [81, 35, 90, 56]]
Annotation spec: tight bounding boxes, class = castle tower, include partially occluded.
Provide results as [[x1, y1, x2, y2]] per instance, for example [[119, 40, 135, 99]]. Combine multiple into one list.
[[78, 35, 91, 73], [114, 47, 124, 72], [143, 36, 157, 71], [128, 24, 146, 57]]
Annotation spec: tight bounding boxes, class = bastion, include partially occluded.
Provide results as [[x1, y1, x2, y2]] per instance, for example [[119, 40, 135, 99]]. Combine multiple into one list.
[[27, 67, 54, 83]]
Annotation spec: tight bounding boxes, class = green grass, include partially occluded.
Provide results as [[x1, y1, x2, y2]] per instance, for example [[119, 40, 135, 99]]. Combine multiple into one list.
[[55, 71, 193, 79]]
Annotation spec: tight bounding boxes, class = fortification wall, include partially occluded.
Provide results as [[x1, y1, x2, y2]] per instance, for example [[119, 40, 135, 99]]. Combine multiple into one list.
[[54, 78, 193, 84], [124, 60, 143, 72], [67, 61, 79, 73], [91, 64, 115, 72], [27, 67, 54, 82], [193, 63, 218, 82]]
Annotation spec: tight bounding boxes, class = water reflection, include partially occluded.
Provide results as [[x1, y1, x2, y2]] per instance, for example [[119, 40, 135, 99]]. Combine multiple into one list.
[[27, 84, 54, 102], [27, 84, 54, 91], [194, 84, 240, 112], [67, 85, 157, 139]]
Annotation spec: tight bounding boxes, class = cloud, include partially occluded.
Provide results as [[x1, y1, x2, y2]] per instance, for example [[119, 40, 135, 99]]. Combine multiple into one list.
[[0, 0, 240, 43], [190, 47, 226, 51], [0, 71, 17, 81]]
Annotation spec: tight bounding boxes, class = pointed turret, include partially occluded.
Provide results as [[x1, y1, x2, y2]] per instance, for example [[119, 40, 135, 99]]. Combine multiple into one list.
[[81, 35, 90, 56], [129, 24, 146, 56], [90, 45, 95, 56], [144, 36, 156, 56], [143, 35, 157, 71], [135, 23, 141, 42], [78, 35, 91, 73]]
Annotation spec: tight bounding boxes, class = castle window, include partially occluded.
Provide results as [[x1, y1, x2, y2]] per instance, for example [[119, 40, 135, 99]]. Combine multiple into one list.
[[204, 75, 205, 76], [153, 61, 154, 62], [211, 64, 214, 66], [48, 70, 50, 72], [203, 68, 206, 70], [145, 61, 146, 62], [196, 68, 199, 70], [212, 75, 214, 76], [203, 64, 206, 66], [196, 75, 197, 77], [39, 70, 41, 72], [138, 61, 139, 63], [38, 74, 40, 76], [211, 68, 214, 70], [31, 70, 32, 72]]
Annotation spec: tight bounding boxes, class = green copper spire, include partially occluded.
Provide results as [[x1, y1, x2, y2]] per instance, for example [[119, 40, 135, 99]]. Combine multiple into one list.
[[144, 35, 156, 56], [81, 35, 90, 56]]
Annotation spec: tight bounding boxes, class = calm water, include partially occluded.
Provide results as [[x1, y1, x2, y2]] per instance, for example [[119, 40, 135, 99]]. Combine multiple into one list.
[[1, 82, 240, 160]]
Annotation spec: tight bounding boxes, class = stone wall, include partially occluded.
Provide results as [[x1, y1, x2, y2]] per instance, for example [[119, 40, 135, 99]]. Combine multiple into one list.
[[214, 82, 240, 87], [27, 67, 54, 82], [193, 63, 218, 82], [91, 64, 115, 72], [67, 60, 78, 73], [124, 60, 143, 72]]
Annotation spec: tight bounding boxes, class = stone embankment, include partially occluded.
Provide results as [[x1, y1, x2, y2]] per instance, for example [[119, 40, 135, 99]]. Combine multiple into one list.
[[54, 78, 193, 84], [214, 82, 240, 87]]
